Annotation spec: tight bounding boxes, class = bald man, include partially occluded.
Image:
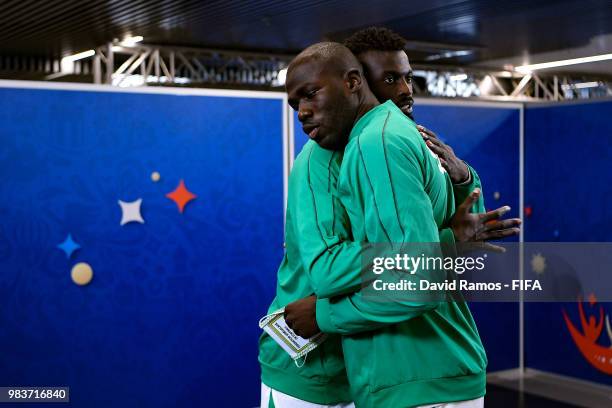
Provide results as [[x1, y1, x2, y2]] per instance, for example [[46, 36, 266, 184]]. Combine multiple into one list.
[[281, 42, 516, 408], [261, 42, 518, 407], [257, 44, 365, 408]]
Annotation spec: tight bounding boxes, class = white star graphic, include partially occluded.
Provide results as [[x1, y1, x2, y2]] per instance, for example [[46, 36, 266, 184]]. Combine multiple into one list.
[[531, 253, 546, 275], [118, 198, 145, 226]]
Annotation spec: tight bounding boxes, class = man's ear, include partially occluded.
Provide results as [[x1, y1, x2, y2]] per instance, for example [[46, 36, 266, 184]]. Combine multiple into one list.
[[345, 69, 363, 93]]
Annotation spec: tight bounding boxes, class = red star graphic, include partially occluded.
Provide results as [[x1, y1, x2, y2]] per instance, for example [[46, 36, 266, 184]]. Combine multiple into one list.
[[588, 293, 597, 306], [166, 179, 197, 213]]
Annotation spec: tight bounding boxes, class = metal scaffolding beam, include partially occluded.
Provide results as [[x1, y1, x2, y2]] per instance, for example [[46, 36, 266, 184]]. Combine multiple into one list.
[[89, 42, 290, 88], [410, 65, 612, 101], [1, 42, 611, 102]]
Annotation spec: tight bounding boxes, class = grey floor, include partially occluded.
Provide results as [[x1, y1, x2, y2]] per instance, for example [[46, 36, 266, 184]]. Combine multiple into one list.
[[486, 384, 582, 408]]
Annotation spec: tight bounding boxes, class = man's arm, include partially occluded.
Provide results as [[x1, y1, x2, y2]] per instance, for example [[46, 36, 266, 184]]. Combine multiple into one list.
[[290, 144, 367, 298], [421, 126, 520, 247], [286, 187, 520, 337], [286, 138, 520, 337], [313, 125, 446, 335], [453, 163, 486, 214], [417, 124, 485, 214], [290, 143, 484, 300]]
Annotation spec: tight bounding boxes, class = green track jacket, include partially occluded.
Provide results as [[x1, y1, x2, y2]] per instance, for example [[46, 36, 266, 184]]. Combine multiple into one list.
[[259, 143, 354, 405], [316, 101, 488, 407], [259, 101, 486, 406]]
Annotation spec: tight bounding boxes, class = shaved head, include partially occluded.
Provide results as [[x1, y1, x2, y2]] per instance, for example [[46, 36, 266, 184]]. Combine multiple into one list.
[[288, 42, 363, 79], [286, 41, 377, 151]]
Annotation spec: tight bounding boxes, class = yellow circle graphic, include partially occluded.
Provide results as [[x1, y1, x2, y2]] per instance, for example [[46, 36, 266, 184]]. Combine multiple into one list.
[[71, 262, 93, 286]]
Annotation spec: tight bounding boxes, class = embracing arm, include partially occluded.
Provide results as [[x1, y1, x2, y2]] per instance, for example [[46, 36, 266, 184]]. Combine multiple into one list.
[[316, 124, 445, 335], [291, 144, 368, 299]]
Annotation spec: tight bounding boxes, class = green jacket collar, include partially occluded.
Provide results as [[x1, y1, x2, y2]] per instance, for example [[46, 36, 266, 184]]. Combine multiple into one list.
[[348, 100, 412, 142]]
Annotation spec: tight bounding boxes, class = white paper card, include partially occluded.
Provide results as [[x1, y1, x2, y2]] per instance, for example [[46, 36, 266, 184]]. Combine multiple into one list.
[[259, 309, 327, 361]]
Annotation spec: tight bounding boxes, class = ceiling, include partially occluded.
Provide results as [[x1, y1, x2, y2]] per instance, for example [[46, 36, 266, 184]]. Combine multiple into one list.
[[1, 0, 611, 74]]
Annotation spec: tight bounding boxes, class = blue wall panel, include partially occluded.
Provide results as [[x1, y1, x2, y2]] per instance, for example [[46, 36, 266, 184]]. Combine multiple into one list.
[[0, 87, 285, 407], [524, 101, 612, 242], [524, 100, 612, 385]]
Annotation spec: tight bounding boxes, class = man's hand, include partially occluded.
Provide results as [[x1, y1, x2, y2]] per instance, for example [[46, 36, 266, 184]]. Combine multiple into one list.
[[284, 295, 320, 339], [417, 125, 470, 184], [451, 188, 521, 244]]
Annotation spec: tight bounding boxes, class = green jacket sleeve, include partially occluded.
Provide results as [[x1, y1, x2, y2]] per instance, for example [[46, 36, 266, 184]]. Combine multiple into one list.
[[436, 163, 485, 243], [291, 144, 369, 298], [294, 144, 476, 300], [453, 162, 486, 213], [317, 126, 446, 334]]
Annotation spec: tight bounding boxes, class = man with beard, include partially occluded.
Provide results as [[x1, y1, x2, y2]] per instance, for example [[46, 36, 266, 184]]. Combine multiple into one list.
[[282, 42, 520, 407], [343, 26, 484, 213]]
